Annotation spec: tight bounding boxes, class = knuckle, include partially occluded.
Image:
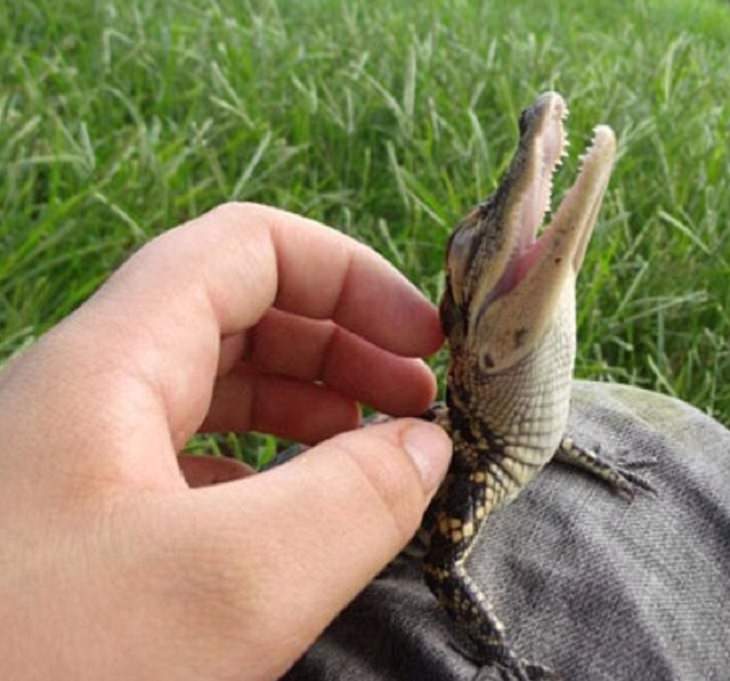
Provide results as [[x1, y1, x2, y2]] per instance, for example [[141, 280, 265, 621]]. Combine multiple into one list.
[[210, 200, 267, 225]]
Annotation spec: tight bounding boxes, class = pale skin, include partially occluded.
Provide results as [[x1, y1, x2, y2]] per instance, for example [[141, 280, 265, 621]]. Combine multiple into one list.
[[0, 203, 452, 681]]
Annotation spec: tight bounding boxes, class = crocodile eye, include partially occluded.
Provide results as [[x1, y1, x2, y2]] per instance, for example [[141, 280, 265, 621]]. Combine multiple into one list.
[[445, 218, 478, 305], [439, 281, 463, 338], [518, 108, 530, 136]]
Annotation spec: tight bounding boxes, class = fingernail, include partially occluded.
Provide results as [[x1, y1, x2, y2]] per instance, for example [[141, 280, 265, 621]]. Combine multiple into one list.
[[403, 421, 452, 495]]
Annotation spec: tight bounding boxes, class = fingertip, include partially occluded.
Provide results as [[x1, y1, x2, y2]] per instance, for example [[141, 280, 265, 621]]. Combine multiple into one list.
[[409, 358, 440, 413], [371, 357, 439, 417], [400, 419, 452, 495], [412, 299, 446, 357]]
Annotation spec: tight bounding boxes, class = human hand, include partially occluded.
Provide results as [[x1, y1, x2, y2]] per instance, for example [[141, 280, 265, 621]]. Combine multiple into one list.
[[0, 203, 451, 680]]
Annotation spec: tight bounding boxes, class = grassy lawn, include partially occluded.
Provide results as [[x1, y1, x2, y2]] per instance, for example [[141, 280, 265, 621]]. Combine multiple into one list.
[[2, 0, 729, 455]]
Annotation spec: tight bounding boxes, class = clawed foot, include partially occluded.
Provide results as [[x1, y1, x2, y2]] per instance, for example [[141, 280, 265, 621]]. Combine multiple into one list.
[[608, 457, 657, 497], [555, 437, 657, 499]]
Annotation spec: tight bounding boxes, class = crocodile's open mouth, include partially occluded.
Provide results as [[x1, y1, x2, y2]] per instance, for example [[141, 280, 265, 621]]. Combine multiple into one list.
[[442, 92, 616, 366], [444, 92, 617, 370], [489, 92, 616, 304]]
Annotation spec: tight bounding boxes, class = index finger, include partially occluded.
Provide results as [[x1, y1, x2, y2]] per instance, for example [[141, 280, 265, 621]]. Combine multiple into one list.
[[104, 202, 443, 357], [262, 204, 444, 357]]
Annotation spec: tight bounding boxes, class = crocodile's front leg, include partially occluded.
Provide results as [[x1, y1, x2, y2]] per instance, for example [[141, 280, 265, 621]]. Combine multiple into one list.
[[555, 437, 656, 497]]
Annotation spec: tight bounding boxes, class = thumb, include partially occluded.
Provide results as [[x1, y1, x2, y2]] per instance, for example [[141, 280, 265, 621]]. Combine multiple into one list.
[[172, 418, 451, 679]]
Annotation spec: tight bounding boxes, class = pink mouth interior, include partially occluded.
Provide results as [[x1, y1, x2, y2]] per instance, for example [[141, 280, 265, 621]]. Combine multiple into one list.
[[490, 117, 565, 299]]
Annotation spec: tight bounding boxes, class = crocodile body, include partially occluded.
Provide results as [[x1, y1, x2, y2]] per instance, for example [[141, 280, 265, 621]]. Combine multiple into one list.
[[423, 93, 649, 680]]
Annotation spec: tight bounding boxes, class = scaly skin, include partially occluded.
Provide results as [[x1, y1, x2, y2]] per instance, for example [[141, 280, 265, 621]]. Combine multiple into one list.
[[423, 93, 637, 680]]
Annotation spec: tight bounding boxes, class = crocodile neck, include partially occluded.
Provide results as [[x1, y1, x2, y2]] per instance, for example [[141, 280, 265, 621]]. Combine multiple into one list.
[[445, 277, 577, 505]]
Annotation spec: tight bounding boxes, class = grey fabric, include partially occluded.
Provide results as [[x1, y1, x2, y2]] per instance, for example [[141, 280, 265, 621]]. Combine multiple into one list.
[[277, 381, 730, 681]]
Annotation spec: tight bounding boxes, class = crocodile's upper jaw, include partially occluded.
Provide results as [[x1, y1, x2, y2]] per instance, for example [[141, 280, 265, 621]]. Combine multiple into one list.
[[441, 92, 616, 375]]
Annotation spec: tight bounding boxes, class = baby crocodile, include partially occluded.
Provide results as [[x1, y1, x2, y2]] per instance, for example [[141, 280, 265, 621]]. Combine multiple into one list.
[[423, 92, 648, 680]]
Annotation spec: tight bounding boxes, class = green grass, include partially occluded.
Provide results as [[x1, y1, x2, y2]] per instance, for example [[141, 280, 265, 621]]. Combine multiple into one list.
[[2, 0, 730, 459]]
